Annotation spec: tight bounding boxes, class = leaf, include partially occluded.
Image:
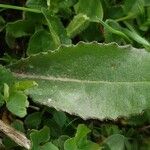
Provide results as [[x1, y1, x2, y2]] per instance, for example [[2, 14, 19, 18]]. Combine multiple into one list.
[[53, 135, 70, 150], [11, 120, 25, 132], [75, 0, 103, 20], [42, 8, 71, 45], [24, 12, 45, 25], [0, 65, 14, 91], [104, 134, 131, 150], [6, 20, 34, 38], [80, 22, 103, 42], [74, 124, 91, 143], [53, 111, 67, 128], [106, 6, 124, 19], [6, 20, 35, 48], [14, 80, 38, 91], [122, 22, 150, 50], [103, 19, 127, 44], [40, 142, 59, 150], [3, 83, 9, 101], [123, 0, 145, 16], [97, 19, 131, 43], [67, 0, 103, 38], [49, 0, 75, 17], [123, 28, 150, 50], [66, 14, 90, 38], [42, 117, 63, 138], [9, 42, 150, 120], [0, 66, 14, 108], [26, 0, 48, 9], [126, 109, 150, 126], [25, 112, 42, 129], [41, 8, 61, 48], [6, 91, 29, 117], [100, 124, 121, 137], [30, 126, 50, 150], [27, 29, 56, 55], [101, 19, 150, 49], [64, 124, 100, 150]]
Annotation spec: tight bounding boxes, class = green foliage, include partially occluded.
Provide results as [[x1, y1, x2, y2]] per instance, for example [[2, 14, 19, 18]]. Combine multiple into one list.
[[0, 0, 150, 149], [76, 0, 103, 20], [27, 29, 56, 55], [6, 91, 29, 117], [64, 124, 100, 150], [6, 20, 35, 48], [104, 134, 131, 150], [0, 66, 37, 117], [0, 65, 14, 90], [30, 126, 59, 150], [25, 112, 43, 129], [9, 42, 150, 120], [66, 14, 89, 38], [30, 126, 50, 145]]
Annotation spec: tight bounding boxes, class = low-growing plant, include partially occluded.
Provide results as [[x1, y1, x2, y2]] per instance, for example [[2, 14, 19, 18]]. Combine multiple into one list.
[[0, 0, 150, 149]]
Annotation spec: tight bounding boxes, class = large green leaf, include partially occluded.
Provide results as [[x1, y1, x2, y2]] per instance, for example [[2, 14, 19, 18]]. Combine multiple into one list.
[[10, 42, 150, 120]]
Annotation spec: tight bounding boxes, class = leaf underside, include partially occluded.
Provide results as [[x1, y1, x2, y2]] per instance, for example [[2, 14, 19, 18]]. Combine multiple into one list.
[[10, 42, 150, 120]]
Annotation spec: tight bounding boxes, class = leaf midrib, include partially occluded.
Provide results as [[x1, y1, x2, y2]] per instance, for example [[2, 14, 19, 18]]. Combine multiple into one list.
[[13, 73, 150, 84]]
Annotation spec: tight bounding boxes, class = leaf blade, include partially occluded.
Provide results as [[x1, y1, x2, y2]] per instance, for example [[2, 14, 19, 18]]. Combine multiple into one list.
[[10, 42, 150, 120]]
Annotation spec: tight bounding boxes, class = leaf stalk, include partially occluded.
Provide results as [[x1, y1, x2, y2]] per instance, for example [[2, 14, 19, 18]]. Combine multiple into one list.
[[0, 4, 41, 13]]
